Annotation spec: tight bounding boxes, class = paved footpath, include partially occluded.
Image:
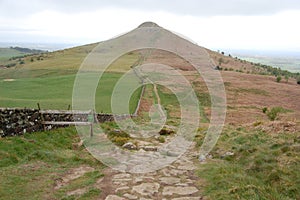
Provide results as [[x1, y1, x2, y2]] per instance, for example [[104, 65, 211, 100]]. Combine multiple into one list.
[[97, 146, 205, 200]]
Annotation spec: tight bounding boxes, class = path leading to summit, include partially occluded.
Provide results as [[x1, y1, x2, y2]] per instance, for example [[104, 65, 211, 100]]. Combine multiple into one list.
[[100, 144, 205, 200]]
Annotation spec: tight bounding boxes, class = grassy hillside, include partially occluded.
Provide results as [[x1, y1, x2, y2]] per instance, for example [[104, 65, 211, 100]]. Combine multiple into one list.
[[0, 48, 27, 63], [0, 127, 105, 200], [0, 43, 143, 112], [1, 41, 300, 121], [196, 126, 300, 199], [0, 47, 45, 64], [1, 41, 300, 199]]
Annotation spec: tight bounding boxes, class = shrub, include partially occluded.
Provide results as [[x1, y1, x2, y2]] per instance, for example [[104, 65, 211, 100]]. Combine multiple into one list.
[[284, 75, 289, 83], [276, 76, 282, 83], [253, 121, 263, 127], [157, 136, 165, 143], [107, 129, 131, 146], [112, 136, 129, 146], [262, 107, 268, 113], [5, 63, 16, 68], [297, 77, 300, 85], [266, 107, 289, 121], [215, 66, 222, 70]]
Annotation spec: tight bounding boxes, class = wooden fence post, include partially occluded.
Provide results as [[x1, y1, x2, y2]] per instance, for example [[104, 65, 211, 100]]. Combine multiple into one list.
[[88, 109, 94, 137]]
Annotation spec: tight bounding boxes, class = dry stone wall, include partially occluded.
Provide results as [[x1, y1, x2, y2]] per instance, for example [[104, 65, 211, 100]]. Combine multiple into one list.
[[0, 108, 42, 137], [0, 108, 130, 137]]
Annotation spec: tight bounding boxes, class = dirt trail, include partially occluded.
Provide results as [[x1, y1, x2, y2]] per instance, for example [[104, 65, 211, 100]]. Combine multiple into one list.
[[95, 50, 203, 199], [153, 83, 167, 120]]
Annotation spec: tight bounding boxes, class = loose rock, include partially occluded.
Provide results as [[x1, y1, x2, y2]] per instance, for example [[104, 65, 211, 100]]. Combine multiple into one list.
[[162, 186, 199, 196], [132, 182, 160, 196], [105, 195, 125, 200], [122, 142, 137, 150]]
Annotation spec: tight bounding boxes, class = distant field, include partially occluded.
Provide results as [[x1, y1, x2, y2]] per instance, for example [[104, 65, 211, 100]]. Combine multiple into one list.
[[0, 48, 27, 62], [0, 72, 141, 114], [238, 55, 300, 73], [0, 47, 45, 64]]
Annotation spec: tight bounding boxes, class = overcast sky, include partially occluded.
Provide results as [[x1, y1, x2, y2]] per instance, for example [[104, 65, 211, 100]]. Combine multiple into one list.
[[1, 0, 300, 51]]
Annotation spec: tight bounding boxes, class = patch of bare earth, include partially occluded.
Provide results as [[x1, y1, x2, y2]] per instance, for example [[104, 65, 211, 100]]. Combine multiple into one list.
[[96, 168, 119, 199], [3, 79, 15, 81], [54, 166, 95, 190]]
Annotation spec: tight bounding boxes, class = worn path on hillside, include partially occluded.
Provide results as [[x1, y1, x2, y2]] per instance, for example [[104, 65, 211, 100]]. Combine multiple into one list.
[[98, 144, 204, 200], [98, 49, 203, 199]]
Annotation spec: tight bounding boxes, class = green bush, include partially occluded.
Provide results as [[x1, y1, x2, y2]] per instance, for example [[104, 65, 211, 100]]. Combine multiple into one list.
[[267, 108, 279, 121], [262, 107, 268, 113], [276, 76, 282, 83], [266, 107, 290, 121], [111, 136, 129, 146], [157, 136, 165, 143], [107, 129, 131, 146]]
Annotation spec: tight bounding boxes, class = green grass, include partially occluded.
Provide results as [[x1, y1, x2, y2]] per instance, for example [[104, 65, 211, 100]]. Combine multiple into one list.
[[157, 85, 209, 123], [0, 127, 104, 200], [0, 42, 142, 113], [0, 68, 79, 79], [0, 43, 139, 75], [196, 127, 300, 199], [156, 85, 180, 125], [265, 106, 293, 121], [0, 72, 141, 114]]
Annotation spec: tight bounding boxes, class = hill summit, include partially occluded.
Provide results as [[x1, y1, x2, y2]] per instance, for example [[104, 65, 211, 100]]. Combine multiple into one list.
[[138, 21, 160, 28]]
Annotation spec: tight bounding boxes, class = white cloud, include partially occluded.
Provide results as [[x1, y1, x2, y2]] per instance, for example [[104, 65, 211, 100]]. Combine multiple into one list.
[[2, 0, 300, 17], [0, 7, 300, 51]]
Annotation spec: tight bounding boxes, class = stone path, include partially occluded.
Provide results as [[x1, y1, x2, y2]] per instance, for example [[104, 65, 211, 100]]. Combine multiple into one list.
[[97, 147, 204, 200]]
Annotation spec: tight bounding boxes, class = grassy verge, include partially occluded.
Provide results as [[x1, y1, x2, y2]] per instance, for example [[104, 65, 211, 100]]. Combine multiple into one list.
[[0, 127, 104, 200], [196, 126, 300, 199]]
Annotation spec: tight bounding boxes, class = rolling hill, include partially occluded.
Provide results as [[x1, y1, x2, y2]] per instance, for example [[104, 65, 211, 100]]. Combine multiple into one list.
[[0, 25, 299, 124], [0, 22, 299, 200], [0, 47, 45, 65]]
